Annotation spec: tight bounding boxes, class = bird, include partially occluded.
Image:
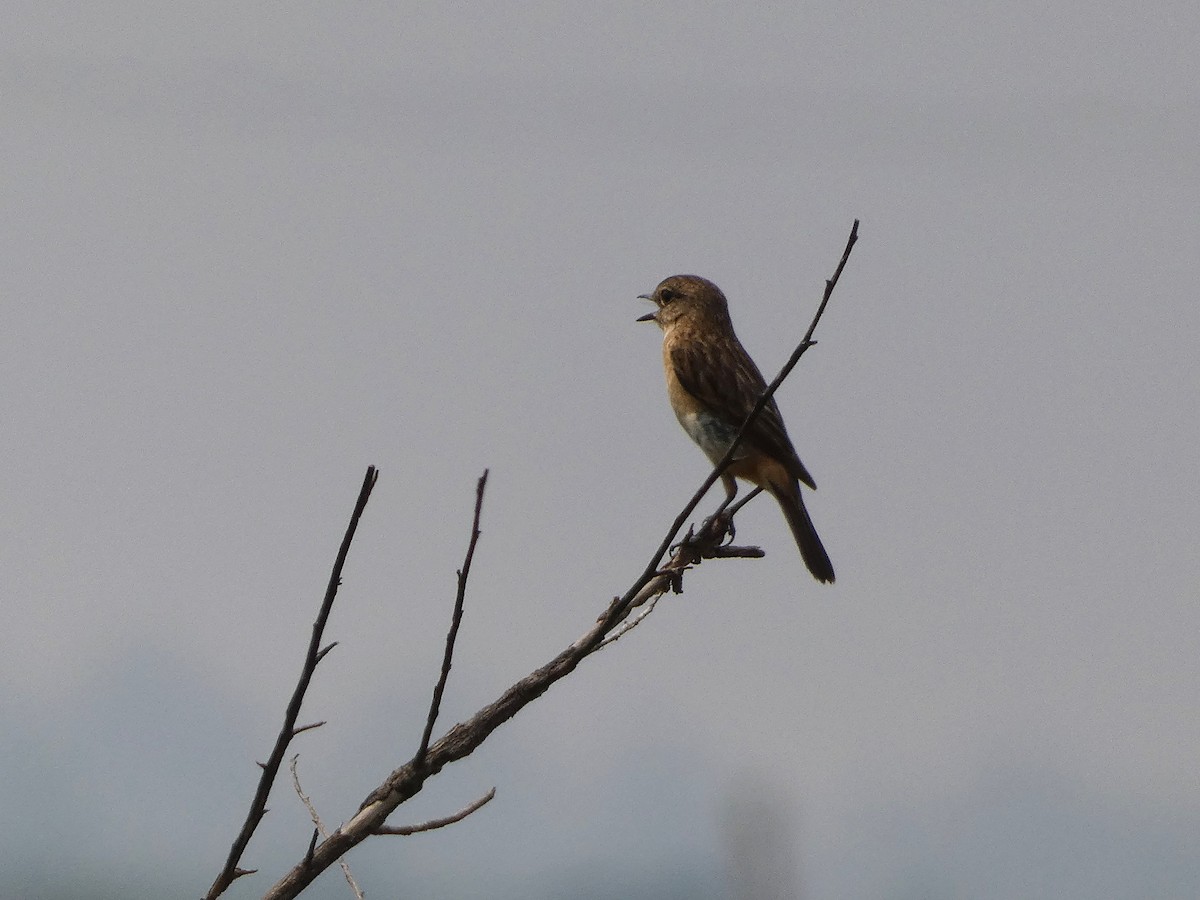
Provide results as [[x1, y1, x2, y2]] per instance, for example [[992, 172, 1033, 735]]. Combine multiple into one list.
[[637, 274, 835, 583]]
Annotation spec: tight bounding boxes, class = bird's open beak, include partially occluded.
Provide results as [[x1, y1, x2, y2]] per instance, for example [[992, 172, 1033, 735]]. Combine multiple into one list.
[[636, 293, 657, 322]]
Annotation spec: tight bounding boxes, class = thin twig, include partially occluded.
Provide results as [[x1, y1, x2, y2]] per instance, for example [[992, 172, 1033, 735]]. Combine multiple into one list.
[[290, 756, 364, 899], [205, 466, 378, 900], [598, 594, 665, 648], [373, 787, 498, 836], [709, 544, 766, 559], [804, 217, 859, 347], [417, 469, 489, 765]]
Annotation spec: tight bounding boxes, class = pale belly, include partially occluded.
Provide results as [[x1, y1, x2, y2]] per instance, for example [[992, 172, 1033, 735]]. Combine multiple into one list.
[[676, 408, 741, 466]]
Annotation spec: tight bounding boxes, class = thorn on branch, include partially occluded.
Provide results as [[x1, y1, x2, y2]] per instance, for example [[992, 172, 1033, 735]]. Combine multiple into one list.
[[304, 829, 318, 867], [315, 642, 338, 664]]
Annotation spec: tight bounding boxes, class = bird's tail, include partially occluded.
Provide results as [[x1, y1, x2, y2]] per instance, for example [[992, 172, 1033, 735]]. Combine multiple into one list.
[[769, 479, 835, 584]]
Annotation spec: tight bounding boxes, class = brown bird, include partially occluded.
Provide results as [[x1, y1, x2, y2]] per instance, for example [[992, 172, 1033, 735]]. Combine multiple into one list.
[[637, 274, 834, 583]]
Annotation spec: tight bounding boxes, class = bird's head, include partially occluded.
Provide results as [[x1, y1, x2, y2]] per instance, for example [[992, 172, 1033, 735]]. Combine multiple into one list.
[[637, 274, 732, 331]]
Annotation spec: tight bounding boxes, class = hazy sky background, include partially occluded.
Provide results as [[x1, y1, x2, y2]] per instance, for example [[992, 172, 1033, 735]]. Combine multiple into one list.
[[4, 2, 1198, 898]]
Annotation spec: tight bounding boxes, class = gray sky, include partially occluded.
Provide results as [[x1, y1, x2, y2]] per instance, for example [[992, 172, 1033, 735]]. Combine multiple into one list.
[[4, 2, 1198, 898]]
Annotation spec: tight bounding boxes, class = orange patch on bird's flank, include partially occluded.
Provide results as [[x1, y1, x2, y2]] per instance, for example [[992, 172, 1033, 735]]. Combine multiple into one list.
[[726, 453, 792, 490]]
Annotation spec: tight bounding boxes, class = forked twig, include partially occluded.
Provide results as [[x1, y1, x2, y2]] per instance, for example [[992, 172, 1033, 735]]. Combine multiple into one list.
[[598, 594, 665, 648], [290, 756, 364, 899]]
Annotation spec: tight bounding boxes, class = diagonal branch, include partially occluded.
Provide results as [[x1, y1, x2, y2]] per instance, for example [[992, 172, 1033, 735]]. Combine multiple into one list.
[[205, 466, 378, 900], [259, 220, 860, 900], [417, 470, 489, 764]]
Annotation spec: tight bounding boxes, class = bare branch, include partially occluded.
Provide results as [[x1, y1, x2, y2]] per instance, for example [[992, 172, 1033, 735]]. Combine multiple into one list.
[[290, 755, 364, 900], [205, 465, 378, 900], [291, 722, 327, 738], [259, 221, 861, 898], [417, 469, 489, 765], [374, 787, 497, 836]]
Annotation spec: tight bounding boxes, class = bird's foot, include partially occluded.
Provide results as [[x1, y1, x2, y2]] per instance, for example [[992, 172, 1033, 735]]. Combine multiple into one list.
[[699, 509, 736, 545]]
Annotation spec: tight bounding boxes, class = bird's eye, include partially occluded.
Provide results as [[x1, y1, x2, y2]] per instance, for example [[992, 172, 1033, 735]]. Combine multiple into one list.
[[659, 288, 677, 304]]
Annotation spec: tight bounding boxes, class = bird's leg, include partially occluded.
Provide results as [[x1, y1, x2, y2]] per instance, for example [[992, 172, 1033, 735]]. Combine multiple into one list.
[[713, 474, 739, 517], [717, 485, 765, 545], [726, 485, 763, 519], [700, 475, 741, 544]]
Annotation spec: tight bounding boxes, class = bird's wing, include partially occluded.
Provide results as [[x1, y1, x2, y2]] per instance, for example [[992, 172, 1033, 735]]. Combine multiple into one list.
[[670, 339, 816, 489]]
